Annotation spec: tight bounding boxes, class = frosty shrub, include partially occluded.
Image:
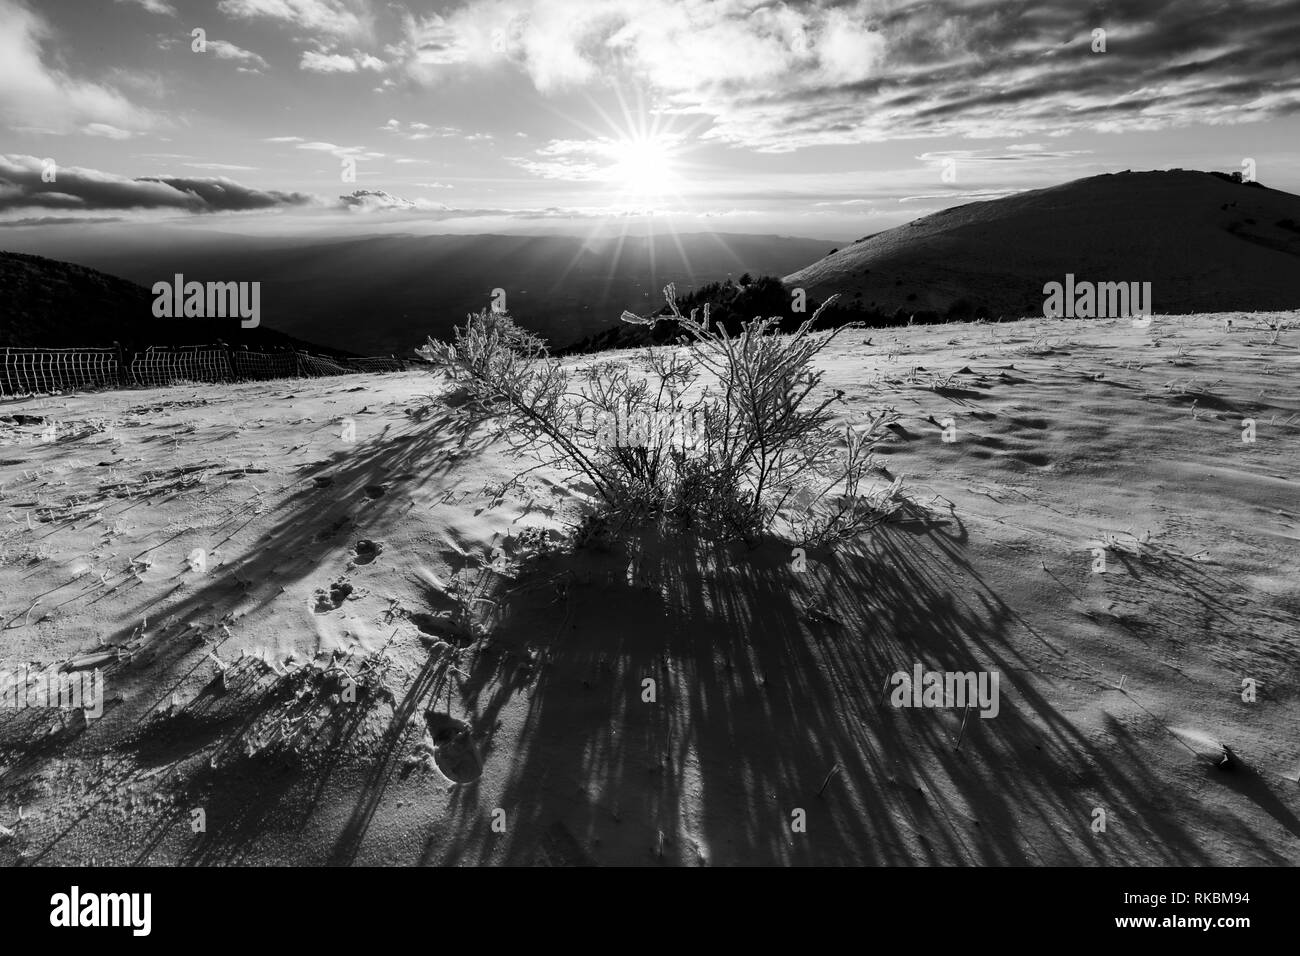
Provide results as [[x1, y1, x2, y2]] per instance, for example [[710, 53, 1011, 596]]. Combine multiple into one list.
[[417, 286, 902, 544]]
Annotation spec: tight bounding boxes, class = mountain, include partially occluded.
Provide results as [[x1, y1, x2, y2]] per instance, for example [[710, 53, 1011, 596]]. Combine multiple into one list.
[[0, 231, 838, 355], [0, 251, 350, 354], [783, 170, 1300, 320]]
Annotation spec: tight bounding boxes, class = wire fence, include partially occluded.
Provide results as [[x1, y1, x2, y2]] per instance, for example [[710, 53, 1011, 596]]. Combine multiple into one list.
[[1, 343, 418, 398]]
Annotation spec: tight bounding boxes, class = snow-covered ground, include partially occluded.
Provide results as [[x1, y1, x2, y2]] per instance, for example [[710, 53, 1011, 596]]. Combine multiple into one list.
[[1, 311, 1297, 865]]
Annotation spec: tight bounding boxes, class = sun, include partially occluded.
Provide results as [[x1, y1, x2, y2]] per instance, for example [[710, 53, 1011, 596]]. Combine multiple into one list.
[[532, 83, 707, 221], [606, 134, 679, 203]]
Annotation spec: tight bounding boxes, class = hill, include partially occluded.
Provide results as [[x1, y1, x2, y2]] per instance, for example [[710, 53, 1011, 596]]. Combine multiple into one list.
[[0, 251, 352, 354], [560, 274, 867, 354], [784, 170, 1300, 320]]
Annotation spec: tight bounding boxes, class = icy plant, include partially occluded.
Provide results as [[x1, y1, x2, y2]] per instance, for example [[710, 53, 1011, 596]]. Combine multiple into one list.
[[1264, 315, 1297, 345], [417, 286, 901, 544]]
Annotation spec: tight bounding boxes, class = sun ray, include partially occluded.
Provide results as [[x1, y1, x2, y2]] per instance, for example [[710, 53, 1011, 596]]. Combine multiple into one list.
[[529, 81, 710, 221]]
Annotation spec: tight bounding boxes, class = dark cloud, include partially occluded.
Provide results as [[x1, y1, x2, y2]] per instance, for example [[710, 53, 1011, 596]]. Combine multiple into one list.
[[0, 155, 316, 212], [0, 158, 608, 225], [135, 175, 312, 210]]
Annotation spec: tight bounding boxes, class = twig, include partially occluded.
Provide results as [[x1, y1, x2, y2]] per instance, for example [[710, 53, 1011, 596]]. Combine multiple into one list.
[[817, 763, 840, 796], [954, 701, 973, 751]]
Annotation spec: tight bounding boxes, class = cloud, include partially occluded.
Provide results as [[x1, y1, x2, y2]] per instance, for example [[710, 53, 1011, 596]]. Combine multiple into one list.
[[0, 154, 315, 213], [388, 0, 1300, 150], [207, 39, 270, 71], [338, 188, 449, 212], [378, 118, 463, 140], [391, 11, 476, 78], [106, 67, 169, 98], [510, 135, 676, 181], [915, 147, 1093, 169], [84, 123, 137, 139], [897, 188, 1029, 203], [113, 0, 177, 15], [391, 0, 884, 97], [217, 0, 371, 38], [0, 156, 602, 225], [0, 215, 125, 227], [510, 140, 603, 180], [326, 194, 599, 221], [299, 49, 386, 72], [296, 140, 384, 160], [301, 50, 359, 72], [0, 0, 157, 136]]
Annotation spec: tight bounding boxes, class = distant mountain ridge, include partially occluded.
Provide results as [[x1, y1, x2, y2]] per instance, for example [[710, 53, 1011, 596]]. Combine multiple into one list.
[[0, 231, 839, 355], [783, 170, 1300, 320]]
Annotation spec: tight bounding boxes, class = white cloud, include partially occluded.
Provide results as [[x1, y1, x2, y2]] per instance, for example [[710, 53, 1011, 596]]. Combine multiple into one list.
[[391, 0, 883, 96], [208, 39, 270, 71], [113, 0, 177, 15], [0, 0, 157, 135], [299, 49, 386, 73], [301, 50, 360, 72], [217, 0, 371, 38], [183, 162, 259, 171], [510, 135, 674, 180], [397, 12, 475, 75], [915, 148, 1093, 170], [378, 119, 462, 141], [83, 123, 135, 139], [297, 140, 384, 160], [385, 0, 1300, 151], [338, 188, 449, 212], [898, 189, 1027, 203]]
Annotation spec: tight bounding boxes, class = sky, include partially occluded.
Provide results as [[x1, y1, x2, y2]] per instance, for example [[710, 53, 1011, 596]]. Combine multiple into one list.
[[2, 0, 1299, 242]]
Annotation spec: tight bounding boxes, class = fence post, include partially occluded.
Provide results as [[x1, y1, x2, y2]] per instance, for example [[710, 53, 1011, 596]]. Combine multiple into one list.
[[217, 338, 233, 382], [113, 340, 127, 388]]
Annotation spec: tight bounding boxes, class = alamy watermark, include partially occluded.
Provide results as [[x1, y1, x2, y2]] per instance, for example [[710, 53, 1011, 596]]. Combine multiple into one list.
[[50, 886, 150, 936], [888, 663, 1000, 718], [1, 667, 104, 719], [574, 407, 705, 451], [151, 274, 260, 328], [1043, 274, 1152, 322]]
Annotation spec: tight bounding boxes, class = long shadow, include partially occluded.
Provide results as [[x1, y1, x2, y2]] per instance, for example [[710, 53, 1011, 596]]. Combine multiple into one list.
[[408, 513, 1266, 865], [1, 405, 493, 861], [325, 649, 450, 866]]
